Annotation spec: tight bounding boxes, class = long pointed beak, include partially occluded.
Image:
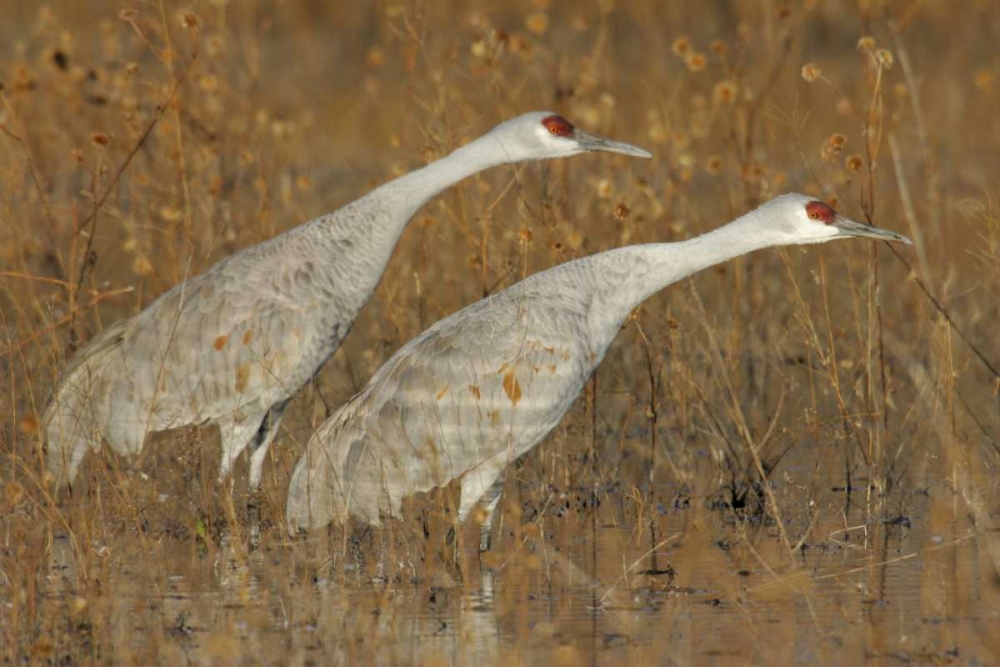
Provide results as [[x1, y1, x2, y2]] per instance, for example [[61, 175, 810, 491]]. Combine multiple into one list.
[[575, 130, 653, 158], [833, 215, 912, 244]]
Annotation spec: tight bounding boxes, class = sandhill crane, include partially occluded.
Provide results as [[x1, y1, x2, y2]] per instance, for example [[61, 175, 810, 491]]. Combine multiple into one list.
[[44, 112, 652, 491], [286, 194, 912, 548]]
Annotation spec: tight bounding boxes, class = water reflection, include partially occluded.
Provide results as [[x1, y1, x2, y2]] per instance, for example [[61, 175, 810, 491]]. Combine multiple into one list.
[[23, 465, 1000, 665]]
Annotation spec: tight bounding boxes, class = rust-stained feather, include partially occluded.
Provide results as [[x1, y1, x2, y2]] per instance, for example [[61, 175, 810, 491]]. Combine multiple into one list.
[[502, 368, 522, 405], [235, 364, 250, 393]]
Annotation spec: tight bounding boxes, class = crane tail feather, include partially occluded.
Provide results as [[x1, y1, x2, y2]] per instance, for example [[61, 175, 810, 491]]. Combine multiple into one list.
[[42, 322, 129, 486]]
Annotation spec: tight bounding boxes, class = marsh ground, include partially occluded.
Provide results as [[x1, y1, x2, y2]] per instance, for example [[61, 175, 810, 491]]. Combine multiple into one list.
[[2, 0, 999, 664]]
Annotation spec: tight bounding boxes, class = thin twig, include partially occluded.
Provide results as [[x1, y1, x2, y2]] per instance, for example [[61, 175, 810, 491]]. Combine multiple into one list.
[[884, 242, 999, 379], [69, 54, 198, 343], [0, 271, 106, 296], [10, 287, 134, 352]]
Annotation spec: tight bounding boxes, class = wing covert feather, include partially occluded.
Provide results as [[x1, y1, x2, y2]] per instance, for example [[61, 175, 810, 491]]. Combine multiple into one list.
[[287, 287, 598, 529]]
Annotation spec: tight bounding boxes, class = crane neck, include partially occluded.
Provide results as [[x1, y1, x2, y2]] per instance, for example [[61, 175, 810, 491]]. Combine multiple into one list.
[[359, 135, 510, 235], [596, 208, 781, 325]]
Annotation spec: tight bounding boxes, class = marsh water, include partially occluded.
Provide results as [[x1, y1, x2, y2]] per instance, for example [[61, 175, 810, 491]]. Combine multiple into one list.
[[24, 431, 1000, 665]]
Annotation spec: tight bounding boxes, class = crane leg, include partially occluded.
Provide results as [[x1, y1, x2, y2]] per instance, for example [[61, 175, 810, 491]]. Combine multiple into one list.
[[247, 399, 289, 490], [216, 414, 265, 483], [477, 475, 506, 553], [458, 451, 511, 553], [242, 401, 290, 547]]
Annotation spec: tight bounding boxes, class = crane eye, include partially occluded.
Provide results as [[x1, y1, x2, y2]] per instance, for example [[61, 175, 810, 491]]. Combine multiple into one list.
[[805, 200, 835, 224], [541, 115, 575, 137]]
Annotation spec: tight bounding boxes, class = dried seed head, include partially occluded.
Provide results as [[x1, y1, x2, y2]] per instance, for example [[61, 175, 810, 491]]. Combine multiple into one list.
[[470, 38, 488, 59], [526, 12, 549, 35], [518, 227, 534, 244], [366, 47, 386, 68], [671, 37, 691, 57], [91, 132, 111, 147], [613, 203, 630, 221], [713, 80, 737, 104], [709, 39, 728, 55], [160, 205, 181, 222], [595, 178, 613, 199], [801, 63, 821, 83], [875, 48, 893, 69], [820, 133, 847, 162], [182, 12, 200, 30], [648, 122, 667, 143], [509, 35, 532, 56], [845, 154, 864, 173], [13, 66, 35, 92], [857, 36, 876, 52], [974, 69, 994, 92], [198, 74, 219, 93], [685, 52, 706, 72], [132, 254, 153, 276], [206, 36, 224, 58], [705, 156, 722, 175]]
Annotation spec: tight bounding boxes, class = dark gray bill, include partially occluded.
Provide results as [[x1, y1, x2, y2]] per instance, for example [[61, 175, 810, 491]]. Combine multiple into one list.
[[575, 130, 653, 158], [834, 216, 913, 244]]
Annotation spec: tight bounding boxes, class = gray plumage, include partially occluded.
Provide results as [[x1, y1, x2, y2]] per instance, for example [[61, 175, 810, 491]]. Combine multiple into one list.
[[285, 193, 912, 541], [43, 112, 651, 489]]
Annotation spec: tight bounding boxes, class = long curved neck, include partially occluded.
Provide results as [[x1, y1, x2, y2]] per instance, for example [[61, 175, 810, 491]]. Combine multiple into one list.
[[356, 135, 511, 239], [594, 209, 781, 327], [286, 131, 517, 319]]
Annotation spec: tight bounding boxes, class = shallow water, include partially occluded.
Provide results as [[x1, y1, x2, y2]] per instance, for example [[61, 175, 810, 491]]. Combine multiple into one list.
[[18, 451, 999, 665]]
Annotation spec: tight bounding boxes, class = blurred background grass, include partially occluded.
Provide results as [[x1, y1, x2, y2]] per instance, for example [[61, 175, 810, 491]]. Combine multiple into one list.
[[1, 0, 999, 663]]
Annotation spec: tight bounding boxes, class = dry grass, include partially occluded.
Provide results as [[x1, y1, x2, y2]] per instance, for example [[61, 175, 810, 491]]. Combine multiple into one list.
[[2, 0, 999, 664]]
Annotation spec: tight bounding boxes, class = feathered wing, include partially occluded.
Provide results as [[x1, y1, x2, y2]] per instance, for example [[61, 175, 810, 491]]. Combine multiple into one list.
[[286, 282, 597, 531], [43, 249, 328, 484]]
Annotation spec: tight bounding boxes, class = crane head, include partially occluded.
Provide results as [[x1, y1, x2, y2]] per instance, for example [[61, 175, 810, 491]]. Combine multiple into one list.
[[760, 193, 912, 246], [485, 111, 652, 162]]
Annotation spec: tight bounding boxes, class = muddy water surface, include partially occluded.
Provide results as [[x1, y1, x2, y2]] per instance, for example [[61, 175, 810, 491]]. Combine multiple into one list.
[[23, 445, 1000, 665]]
